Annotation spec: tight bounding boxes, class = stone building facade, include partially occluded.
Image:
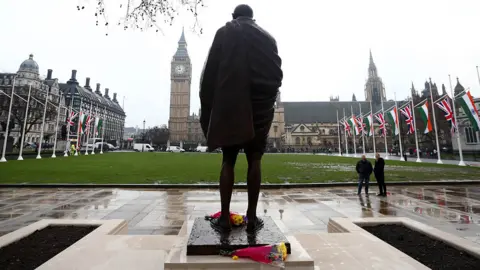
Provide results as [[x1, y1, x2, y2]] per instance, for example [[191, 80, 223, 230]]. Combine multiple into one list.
[[168, 30, 205, 148], [60, 70, 126, 146], [0, 54, 66, 144], [271, 52, 395, 151]]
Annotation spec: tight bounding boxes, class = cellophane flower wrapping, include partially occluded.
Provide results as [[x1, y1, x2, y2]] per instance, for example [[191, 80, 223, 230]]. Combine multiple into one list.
[[221, 242, 288, 268], [205, 211, 246, 226]]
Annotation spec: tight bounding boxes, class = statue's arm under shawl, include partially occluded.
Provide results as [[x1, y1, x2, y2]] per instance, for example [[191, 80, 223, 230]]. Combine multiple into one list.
[[199, 28, 225, 137]]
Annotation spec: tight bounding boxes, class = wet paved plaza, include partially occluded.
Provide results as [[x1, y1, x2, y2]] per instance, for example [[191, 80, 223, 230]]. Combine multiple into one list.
[[1, 186, 480, 246]]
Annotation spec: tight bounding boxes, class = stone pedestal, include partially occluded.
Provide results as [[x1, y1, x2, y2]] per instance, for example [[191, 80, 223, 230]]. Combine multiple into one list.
[[186, 217, 290, 256]]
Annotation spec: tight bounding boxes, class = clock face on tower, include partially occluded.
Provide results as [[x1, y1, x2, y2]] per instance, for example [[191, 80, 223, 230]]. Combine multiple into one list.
[[175, 64, 186, 75]]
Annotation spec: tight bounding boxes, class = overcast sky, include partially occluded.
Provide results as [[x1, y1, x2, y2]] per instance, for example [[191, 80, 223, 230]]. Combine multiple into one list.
[[1, 0, 479, 127]]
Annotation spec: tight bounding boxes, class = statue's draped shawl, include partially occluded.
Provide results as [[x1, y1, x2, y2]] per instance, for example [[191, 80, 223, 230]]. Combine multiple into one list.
[[200, 17, 283, 149]]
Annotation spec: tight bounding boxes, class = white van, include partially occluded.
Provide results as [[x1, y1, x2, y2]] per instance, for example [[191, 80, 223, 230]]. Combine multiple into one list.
[[167, 146, 185, 153], [133, 143, 155, 152], [196, 146, 208, 152]]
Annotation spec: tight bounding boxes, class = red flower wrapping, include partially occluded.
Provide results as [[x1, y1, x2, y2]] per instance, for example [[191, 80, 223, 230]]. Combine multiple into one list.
[[221, 243, 287, 268]]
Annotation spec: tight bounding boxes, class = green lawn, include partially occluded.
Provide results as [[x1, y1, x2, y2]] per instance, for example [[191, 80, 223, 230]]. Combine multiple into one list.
[[0, 152, 479, 184]]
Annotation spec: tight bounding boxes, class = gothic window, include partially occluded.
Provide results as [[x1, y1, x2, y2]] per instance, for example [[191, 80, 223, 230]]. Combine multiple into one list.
[[295, 137, 300, 145], [300, 126, 305, 132], [465, 127, 478, 144]]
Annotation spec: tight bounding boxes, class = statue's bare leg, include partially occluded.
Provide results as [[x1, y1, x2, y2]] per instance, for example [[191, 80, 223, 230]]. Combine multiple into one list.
[[216, 147, 239, 231], [246, 151, 264, 232]]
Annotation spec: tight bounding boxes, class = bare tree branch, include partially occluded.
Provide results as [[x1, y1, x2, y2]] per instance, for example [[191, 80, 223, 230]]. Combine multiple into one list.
[[77, 0, 205, 35]]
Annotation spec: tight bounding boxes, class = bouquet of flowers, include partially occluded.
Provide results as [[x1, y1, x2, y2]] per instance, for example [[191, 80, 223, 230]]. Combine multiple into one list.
[[220, 242, 288, 268], [205, 211, 247, 226]]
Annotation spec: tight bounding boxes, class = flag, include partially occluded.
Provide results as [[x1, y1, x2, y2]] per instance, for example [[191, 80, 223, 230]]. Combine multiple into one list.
[[95, 118, 103, 136], [458, 91, 480, 131], [363, 113, 373, 137], [418, 101, 433, 134], [78, 110, 84, 134], [85, 114, 93, 135], [348, 115, 360, 135], [67, 111, 77, 127], [357, 115, 364, 135], [81, 113, 90, 134], [375, 113, 386, 137], [435, 97, 456, 135], [341, 119, 351, 136], [386, 107, 399, 136], [400, 105, 415, 134]]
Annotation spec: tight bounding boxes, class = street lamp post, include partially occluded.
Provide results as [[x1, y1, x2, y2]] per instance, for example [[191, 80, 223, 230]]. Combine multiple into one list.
[[142, 120, 145, 152]]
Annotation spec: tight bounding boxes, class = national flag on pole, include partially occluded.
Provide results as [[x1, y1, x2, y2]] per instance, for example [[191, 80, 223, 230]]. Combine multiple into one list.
[[363, 113, 374, 137], [78, 110, 84, 134], [400, 105, 415, 134], [95, 118, 103, 136], [375, 113, 386, 137], [81, 114, 90, 134], [341, 119, 351, 136], [357, 115, 364, 135], [435, 97, 456, 135], [458, 91, 480, 131], [67, 111, 77, 127], [418, 101, 433, 134], [387, 107, 399, 136], [348, 115, 360, 135], [85, 114, 93, 135]]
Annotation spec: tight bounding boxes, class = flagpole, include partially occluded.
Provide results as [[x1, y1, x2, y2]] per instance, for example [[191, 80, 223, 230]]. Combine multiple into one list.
[[394, 92, 405, 161], [476, 66, 480, 147], [411, 97, 422, 162], [343, 108, 348, 156], [336, 110, 341, 156], [359, 103, 366, 155], [64, 95, 74, 157], [370, 99, 376, 155], [84, 102, 93, 155], [100, 107, 106, 154], [36, 86, 50, 160], [17, 84, 32, 161], [428, 78, 443, 164], [351, 105, 357, 157], [51, 93, 62, 158], [0, 77, 16, 162], [381, 97, 388, 159], [91, 105, 98, 155], [448, 75, 465, 166], [75, 99, 83, 156]]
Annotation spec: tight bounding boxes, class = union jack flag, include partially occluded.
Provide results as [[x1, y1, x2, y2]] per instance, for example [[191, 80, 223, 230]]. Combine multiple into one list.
[[375, 113, 386, 137], [357, 115, 364, 135], [400, 105, 415, 134], [436, 97, 456, 135], [67, 111, 77, 127], [341, 119, 351, 136]]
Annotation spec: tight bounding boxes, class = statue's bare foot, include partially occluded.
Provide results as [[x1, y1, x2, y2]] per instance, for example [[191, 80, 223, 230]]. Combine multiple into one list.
[[210, 214, 232, 232], [246, 216, 264, 233]]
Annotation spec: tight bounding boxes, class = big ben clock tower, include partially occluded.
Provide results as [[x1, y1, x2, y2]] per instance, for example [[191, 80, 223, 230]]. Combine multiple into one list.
[[168, 28, 192, 144]]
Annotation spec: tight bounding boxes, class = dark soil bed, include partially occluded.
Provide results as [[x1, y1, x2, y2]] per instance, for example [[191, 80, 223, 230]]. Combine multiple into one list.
[[361, 224, 480, 269], [0, 225, 97, 270]]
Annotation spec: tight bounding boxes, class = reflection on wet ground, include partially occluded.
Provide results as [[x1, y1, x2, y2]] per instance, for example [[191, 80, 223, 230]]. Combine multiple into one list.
[[1, 186, 480, 245]]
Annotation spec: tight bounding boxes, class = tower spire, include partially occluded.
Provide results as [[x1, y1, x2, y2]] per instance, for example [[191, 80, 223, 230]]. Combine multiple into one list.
[[179, 26, 186, 44], [368, 50, 377, 77], [174, 27, 189, 58]]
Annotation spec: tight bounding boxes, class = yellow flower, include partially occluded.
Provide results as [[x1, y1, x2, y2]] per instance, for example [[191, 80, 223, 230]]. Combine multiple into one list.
[[277, 242, 287, 260], [231, 214, 244, 226], [232, 255, 239, 260]]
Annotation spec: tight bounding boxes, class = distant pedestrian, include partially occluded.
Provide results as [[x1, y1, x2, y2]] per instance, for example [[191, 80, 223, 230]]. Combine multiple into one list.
[[356, 155, 373, 195], [374, 153, 386, 196]]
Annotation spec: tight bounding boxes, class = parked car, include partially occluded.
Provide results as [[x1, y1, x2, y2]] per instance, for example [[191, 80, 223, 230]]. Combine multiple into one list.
[[167, 146, 185, 153], [196, 146, 208, 152]]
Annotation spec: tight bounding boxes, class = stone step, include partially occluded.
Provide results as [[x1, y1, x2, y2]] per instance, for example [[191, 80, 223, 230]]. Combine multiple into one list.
[[165, 235, 314, 270]]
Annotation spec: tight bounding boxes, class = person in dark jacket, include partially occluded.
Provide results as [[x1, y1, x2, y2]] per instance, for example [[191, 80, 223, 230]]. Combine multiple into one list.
[[374, 153, 386, 196], [356, 155, 373, 195], [199, 4, 283, 232]]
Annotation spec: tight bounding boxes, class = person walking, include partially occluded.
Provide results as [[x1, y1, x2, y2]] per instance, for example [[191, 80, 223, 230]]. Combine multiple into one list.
[[374, 153, 386, 196], [356, 154, 373, 196]]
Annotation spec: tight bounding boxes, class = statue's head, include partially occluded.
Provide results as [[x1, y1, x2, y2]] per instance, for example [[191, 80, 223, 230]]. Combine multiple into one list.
[[232, 4, 253, 19]]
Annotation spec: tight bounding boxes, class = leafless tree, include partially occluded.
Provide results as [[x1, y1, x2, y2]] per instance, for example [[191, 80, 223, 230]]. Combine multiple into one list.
[[77, 0, 205, 35]]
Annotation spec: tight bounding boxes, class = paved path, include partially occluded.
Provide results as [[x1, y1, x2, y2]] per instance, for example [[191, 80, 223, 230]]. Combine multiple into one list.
[[1, 186, 480, 246]]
